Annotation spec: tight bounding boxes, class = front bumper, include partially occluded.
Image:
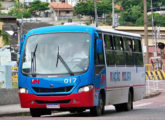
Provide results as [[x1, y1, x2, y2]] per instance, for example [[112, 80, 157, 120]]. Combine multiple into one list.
[[19, 89, 94, 108]]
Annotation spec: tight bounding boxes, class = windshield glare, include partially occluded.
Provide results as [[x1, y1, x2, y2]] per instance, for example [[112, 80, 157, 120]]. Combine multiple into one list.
[[22, 32, 90, 75]]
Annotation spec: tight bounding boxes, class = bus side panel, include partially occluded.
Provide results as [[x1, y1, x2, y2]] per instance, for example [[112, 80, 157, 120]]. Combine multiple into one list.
[[133, 67, 146, 101], [105, 67, 128, 105], [105, 66, 145, 105], [94, 68, 106, 106]]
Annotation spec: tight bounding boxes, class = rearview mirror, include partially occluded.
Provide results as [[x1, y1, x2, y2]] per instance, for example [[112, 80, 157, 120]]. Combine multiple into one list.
[[96, 39, 103, 54]]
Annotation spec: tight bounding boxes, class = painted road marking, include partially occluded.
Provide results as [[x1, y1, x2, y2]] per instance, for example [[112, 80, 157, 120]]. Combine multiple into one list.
[[134, 102, 153, 107]]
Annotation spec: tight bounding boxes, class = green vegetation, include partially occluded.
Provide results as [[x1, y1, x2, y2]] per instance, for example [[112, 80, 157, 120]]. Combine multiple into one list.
[[12, 82, 18, 88], [118, 0, 165, 26], [8, 0, 31, 18], [74, 0, 112, 19], [148, 13, 165, 26], [8, 0, 49, 18], [74, 0, 165, 26], [0, 30, 10, 45], [29, 0, 49, 16]]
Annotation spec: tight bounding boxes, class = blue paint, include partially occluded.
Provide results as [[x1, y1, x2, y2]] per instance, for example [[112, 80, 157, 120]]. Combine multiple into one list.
[[18, 25, 103, 99], [123, 72, 131, 81], [112, 72, 120, 81], [136, 67, 138, 73]]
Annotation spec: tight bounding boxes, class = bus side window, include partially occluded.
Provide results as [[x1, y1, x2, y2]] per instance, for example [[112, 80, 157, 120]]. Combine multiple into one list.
[[124, 37, 134, 65], [95, 38, 105, 74], [133, 39, 143, 66], [104, 34, 115, 66], [114, 36, 125, 66], [104, 34, 114, 50], [134, 40, 141, 52], [114, 36, 121, 50]]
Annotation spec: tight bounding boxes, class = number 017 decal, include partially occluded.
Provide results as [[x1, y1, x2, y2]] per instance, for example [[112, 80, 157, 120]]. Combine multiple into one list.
[[64, 78, 77, 84]]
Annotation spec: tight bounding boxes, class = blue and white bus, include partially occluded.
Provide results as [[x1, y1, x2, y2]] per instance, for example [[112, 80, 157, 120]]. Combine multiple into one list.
[[18, 25, 145, 117]]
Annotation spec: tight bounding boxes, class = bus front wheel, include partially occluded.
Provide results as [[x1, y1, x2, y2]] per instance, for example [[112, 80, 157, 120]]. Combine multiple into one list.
[[90, 94, 104, 116], [30, 108, 51, 117]]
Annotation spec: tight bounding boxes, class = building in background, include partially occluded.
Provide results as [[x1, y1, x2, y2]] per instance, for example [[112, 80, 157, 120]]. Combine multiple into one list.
[[0, 16, 17, 48], [50, 2, 73, 21]]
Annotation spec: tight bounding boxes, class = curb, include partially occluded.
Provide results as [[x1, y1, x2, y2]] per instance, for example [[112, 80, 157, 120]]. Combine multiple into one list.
[[144, 91, 161, 99]]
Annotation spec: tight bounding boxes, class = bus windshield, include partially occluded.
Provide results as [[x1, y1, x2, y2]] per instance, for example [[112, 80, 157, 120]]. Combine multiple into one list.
[[21, 32, 90, 76]]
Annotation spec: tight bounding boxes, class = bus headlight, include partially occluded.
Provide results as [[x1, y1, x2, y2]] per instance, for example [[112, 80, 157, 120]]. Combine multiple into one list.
[[19, 88, 28, 93], [78, 85, 93, 93]]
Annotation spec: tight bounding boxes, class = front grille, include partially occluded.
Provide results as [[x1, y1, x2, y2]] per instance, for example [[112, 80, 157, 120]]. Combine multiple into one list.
[[32, 86, 73, 93], [36, 99, 71, 104]]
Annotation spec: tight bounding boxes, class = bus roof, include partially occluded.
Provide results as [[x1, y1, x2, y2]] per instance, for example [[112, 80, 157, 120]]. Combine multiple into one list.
[[26, 25, 95, 36], [96, 27, 141, 38], [26, 25, 141, 38]]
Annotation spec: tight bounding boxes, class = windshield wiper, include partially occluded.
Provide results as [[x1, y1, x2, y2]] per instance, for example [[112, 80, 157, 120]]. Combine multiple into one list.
[[56, 46, 74, 76], [31, 44, 38, 77]]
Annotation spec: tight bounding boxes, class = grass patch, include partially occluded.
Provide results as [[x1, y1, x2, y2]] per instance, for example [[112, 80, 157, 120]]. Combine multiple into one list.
[[12, 82, 18, 88]]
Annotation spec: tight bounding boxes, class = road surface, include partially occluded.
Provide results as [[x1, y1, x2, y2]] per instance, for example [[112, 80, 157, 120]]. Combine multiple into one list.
[[0, 81, 165, 120]]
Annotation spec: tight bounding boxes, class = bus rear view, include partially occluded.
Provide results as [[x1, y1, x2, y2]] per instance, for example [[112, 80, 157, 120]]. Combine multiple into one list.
[[18, 25, 145, 117]]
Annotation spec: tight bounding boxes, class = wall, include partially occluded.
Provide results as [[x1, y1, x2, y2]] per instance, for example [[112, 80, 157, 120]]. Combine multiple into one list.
[[0, 89, 19, 105]]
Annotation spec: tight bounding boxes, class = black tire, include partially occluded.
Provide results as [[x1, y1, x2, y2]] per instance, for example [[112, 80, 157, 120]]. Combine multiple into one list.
[[30, 108, 51, 117], [70, 109, 84, 114], [115, 104, 124, 112], [90, 94, 104, 116], [115, 91, 133, 112], [123, 91, 133, 111]]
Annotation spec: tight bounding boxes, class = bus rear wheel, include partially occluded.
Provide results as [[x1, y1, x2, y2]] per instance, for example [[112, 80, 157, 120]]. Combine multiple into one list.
[[30, 108, 51, 117], [115, 91, 133, 112], [123, 91, 133, 111], [90, 94, 104, 116]]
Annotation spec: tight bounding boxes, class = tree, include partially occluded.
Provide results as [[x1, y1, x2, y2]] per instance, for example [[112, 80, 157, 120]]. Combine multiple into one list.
[[74, 1, 94, 17], [8, 0, 31, 18], [97, 0, 112, 17], [148, 13, 165, 26], [118, 0, 144, 26], [29, 0, 49, 16], [119, 5, 143, 26], [118, 0, 165, 26], [74, 0, 111, 18], [119, 0, 143, 11], [133, 13, 165, 26]]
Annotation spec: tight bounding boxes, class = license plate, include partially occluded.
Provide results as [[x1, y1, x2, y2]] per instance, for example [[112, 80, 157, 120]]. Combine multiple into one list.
[[46, 104, 60, 109]]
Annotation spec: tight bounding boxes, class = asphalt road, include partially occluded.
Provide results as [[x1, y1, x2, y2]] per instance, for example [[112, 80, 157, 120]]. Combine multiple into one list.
[[1, 81, 165, 120]]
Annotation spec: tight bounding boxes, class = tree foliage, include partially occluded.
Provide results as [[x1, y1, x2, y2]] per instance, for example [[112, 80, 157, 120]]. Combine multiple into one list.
[[8, 0, 49, 18], [118, 0, 165, 26], [148, 13, 165, 26], [8, 0, 31, 18], [0, 30, 10, 45], [74, 0, 111, 18], [29, 0, 49, 15]]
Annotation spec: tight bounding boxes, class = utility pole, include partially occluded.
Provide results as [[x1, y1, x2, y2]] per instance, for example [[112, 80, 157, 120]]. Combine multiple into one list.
[[151, 0, 158, 57], [94, 0, 98, 27], [144, 0, 149, 64], [112, 0, 115, 29]]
